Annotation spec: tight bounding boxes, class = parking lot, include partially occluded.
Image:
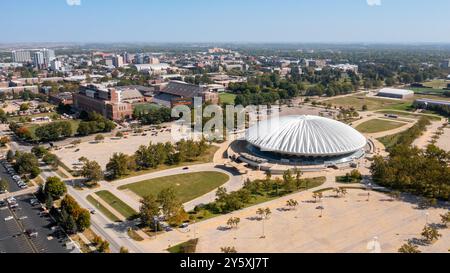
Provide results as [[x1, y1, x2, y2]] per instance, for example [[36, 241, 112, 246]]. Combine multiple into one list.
[[0, 160, 28, 194], [0, 194, 75, 253]]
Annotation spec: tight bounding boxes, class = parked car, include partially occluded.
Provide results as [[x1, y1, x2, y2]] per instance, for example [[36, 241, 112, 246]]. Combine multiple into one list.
[[25, 229, 38, 238]]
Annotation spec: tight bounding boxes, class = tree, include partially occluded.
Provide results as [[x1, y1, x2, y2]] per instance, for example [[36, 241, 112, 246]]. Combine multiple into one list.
[[226, 217, 240, 229], [97, 240, 110, 253], [119, 246, 129, 253], [158, 187, 182, 220], [14, 152, 40, 176], [44, 176, 67, 200], [76, 209, 91, 232], [398, 242, 421, 253], [116, 131, 124, 138], [294, 168, 303, 189], [0, 179, 8, 192], [282, 169, 296, 192], [139, 194, 160, 230], [421, 225, 441, 244], [6, 150, 14, 162], [45, 194, 54, 209], [81, 159, 103, 185], [220, 246, 237, 253], [286, 199, 299, 211], [106, 153, 130, 179], [95, 134, 105, 142], [43, 153, 58, 169], [31, 146, 48, 158], [441, 212, 450, 228], [0, 136, 9, 147]]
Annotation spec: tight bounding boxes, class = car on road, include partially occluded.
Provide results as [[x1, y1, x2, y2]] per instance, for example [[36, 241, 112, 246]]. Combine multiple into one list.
[[25, 229, 38, 238], [4, 216, 13, 221], [182, 167, 189, 170], [180, 223, 189, 228], [90, 209, 96, 215], [30, 199, 40, 206]]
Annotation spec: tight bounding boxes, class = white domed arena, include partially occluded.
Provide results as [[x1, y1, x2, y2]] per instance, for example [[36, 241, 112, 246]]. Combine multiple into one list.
[[242, 115, 367, 166]]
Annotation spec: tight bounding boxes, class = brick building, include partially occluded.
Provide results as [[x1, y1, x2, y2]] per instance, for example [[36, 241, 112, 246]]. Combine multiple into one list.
[[73, 84, 145, 120]]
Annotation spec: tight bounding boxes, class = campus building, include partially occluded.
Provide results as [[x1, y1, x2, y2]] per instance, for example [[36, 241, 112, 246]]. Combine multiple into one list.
[[73, 84, 146, 120], [152, 81, 219, 107]]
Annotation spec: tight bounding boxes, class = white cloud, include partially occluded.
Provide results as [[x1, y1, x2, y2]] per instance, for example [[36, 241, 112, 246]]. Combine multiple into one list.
[[66, 0, 81, 6], [367, 0, 381, 6]]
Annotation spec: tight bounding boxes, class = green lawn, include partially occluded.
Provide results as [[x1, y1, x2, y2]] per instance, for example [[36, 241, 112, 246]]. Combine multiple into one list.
[[110, 145, 220, 181], [167, 239, 198, 253], [25, 119, 80, 139], [95, 191, 138, 220], [219, 92, 237, 105], [355, 119, 405, 134], [376, 110, 442, 121], [86, 195, 121, 222], [189, 176, 326, 222], [133, 103, 162, 114], [326, 95, 412, 111], [118, 171, 230, 203]]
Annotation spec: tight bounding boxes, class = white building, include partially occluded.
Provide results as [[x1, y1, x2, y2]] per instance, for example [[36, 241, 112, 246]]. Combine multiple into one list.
[[113, 55, 124, 68], [32, 52, 45, 68], [377, 88, 414, 99], [50, 59, 63, 71], [12, 50, 31, 63]]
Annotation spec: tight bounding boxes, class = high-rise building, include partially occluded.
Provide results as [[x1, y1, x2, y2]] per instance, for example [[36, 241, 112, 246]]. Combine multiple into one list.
[[42, 48, 56, 64], [113, 55, 124, 68], [12, 50, 32, 63], [32, 52, 45, 69], [149, 57, 160, 64], [135, 53, 145, 64], [442, 59, 450, 68], [50, 59, 62, 71]]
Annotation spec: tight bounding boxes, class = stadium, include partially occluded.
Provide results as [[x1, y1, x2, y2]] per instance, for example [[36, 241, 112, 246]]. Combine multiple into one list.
[[229, 115, 370, 172]]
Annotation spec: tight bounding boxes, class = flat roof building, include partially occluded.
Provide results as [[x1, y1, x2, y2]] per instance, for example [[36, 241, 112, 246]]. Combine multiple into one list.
[[377, 88, 414, 99]]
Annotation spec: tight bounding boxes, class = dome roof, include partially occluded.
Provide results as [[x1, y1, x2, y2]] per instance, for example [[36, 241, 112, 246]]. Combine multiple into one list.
[[246, 115, 367, 157]]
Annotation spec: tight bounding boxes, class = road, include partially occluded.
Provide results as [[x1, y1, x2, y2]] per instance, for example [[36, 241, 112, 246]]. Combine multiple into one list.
[[39, 165, 145, 253]]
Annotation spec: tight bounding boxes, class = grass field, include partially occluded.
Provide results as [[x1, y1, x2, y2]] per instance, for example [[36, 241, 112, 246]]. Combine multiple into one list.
[[86, 195, 121, 222], [376, 110, 442, 121], [377, 133, 403, 151], [219, 92, 237, 105], [355, 119, 405, 134], [95, 191, 138, 220], [133, 103, 162, 114], [118, 171, 230, 203], [112, 145, 220, 181], [189, 176, 326, 222], [25, 119, 80, 139], [326, 95, 412, 111]]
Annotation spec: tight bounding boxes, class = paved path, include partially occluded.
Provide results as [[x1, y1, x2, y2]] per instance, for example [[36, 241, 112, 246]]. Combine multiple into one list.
[[412, 119, 446, 149]]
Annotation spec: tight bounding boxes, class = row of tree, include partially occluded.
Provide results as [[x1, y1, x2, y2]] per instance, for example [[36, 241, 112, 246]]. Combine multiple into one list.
[[77, 111, 116, 136], [105, 139, 209, 180], [371, 144, 449, 200]]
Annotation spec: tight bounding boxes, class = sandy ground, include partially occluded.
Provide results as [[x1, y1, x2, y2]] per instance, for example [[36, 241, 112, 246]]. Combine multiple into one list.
[[54, 130, 174, 169], [436, 127, 450, 152], [138, 188, 449, 253]]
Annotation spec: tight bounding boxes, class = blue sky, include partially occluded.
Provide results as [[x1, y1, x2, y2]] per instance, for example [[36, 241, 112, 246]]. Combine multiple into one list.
[[1, 0, 450, 43]]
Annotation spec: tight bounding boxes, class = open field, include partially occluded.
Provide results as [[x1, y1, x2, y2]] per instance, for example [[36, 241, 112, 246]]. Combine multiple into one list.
[[356, 119, 406, 134], [219, 92, 237, 104], [118, 171, 230, 203], [325, 95, 412, 111], [95, 190, 137, 219]]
